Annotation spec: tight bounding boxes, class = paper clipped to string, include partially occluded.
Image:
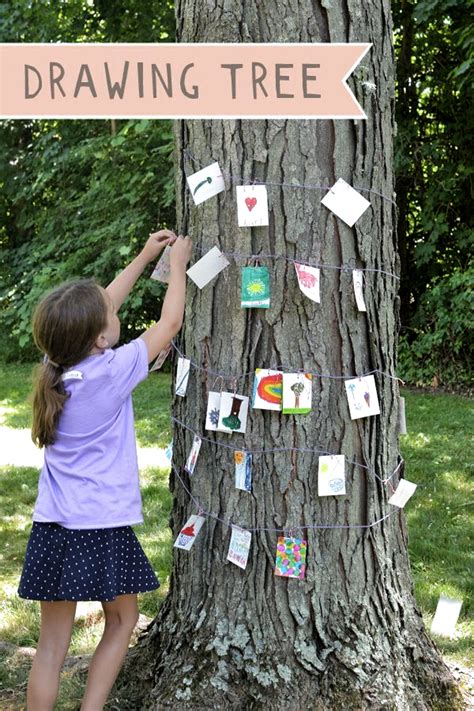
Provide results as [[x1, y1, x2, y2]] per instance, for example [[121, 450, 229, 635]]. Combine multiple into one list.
[[186, 246, 230, 289], [149, 343, 172, 372], [150, 245, 172, 283], [241, 266, 270, 308], [294, 263, 320, 303], [321, 178, 371, 227], [352, 269, 367, 312], [345, 375, 380, 419], [186, 161, 225, 206], [234, 451, 252, 492], [388, 479, 417, 508], [275, 537, 307, 580], [227, 526, 252, 569], [236, 185, 269, 227], [174, 514, 206, 551], [185, 435, 202, 475], [318, 455, 346, 496], [217, 392, 249, 434], [175, 357, 191, 397], [282, 373, 312, 414], [251, 369, 283, 411]]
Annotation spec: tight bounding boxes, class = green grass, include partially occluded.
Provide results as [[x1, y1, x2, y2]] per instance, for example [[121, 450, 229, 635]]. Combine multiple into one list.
[[0, 362, 472, 707], [402, 390, 473, 665]]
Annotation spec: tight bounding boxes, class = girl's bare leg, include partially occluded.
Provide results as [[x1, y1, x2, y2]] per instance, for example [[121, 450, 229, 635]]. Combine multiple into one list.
[[80, 594, 139, 711], [27, 600, 77, 711]]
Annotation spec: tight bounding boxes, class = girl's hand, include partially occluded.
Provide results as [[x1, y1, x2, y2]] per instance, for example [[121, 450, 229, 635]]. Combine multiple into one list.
[[170, 235, 193, 269], [141, 229, 177, 263]]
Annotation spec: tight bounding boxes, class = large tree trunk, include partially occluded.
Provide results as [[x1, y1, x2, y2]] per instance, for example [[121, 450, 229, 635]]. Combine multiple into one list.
[[115, 2, 462, 709]]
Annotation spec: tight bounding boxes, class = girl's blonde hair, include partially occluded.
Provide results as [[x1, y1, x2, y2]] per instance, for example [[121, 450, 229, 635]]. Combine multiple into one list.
[[31, 279, 108, 448]]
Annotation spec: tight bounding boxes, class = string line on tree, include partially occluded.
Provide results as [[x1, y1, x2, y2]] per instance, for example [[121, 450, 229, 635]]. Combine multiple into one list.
[[187, 245, 400, 281], [171, 415, 404, 486], [171, 463, 399, 533], [170, 340, 403, 384], [183, 147, 397, 206]]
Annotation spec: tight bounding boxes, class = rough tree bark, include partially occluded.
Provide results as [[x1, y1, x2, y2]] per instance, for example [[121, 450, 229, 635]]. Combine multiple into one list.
[[115, 2, 462, 709]]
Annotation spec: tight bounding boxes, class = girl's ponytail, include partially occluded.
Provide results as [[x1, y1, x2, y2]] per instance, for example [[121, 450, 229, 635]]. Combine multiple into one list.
[[30, 279, 108, 448], [31, 361, 68, 447]]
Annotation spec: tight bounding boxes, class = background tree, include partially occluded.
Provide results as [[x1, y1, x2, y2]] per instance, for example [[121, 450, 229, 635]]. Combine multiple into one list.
[[393, 0, 473, 387], [0, 0, 176, 359], [113, 1, 463, 708]]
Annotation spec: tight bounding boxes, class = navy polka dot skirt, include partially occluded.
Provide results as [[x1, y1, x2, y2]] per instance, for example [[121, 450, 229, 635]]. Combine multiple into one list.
[[18, 522, 160, 602]]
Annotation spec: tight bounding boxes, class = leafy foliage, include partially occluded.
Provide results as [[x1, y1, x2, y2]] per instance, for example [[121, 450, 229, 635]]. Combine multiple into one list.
[[0, 1, 472, 385], [0, 119, 176, 359], [0, 0, 176, 360], [393, 0, 473, 385], [398, 267, 474, 387]]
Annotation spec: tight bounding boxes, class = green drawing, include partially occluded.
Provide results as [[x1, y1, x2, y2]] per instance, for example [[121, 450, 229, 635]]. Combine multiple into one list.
[[241, 266, 270, 308], [222, 396, 244, 430], [193, 176, 212, 195]]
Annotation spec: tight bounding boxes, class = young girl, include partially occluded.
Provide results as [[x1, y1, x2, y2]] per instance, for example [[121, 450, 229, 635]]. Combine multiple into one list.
[[18, 229, 192, 711]]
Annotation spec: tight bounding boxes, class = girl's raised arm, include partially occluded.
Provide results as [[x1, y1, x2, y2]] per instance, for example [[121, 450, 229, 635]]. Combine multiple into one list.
[[106, 230, 177, 310], [139, 236, 193, 363]]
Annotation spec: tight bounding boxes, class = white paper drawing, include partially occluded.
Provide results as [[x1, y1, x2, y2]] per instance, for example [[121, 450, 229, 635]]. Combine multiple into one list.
[[227, 526, 252, 569], [344, 375, 380, 419], [294, 263, 320, 303], [205, 391, 222, 431], [251, 369, 282, 411], [282, 373, 312, 414], [397, 396, 407, 435], [149, 343, 171, 372], [150, 245, 172, 283], [236, 185, 269, 227], [186, 161, 225, 206], [185, 435, 202, 475], [173, 514, 206, 551], [186, 246, 230, 289], [234, 451, 252, 492], [321, 178, 371, 227], [217, 392, 249, 434], [175, 357, 191, 397], [352, 269, 367, 312], [431, 595, 463, 638], [318, 455, 346, 496], [388, 479, 417, 508]]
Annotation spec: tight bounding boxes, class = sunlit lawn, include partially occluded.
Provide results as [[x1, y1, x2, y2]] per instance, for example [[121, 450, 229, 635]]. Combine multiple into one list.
[[0, 362, 472, 707]]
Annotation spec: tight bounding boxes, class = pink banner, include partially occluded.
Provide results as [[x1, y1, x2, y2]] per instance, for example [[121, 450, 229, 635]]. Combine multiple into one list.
[[0, 43, 371, 119]]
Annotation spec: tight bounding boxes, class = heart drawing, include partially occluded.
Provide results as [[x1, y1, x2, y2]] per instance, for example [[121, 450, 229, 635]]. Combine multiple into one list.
[[245, 197, 257, 211]]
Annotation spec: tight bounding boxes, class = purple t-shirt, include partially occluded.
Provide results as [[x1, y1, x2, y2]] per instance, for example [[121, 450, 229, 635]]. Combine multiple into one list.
[[33, 338, 149, 529]]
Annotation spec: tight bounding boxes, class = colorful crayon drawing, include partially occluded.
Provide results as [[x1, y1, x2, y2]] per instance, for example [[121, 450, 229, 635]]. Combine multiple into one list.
[[173, 514, 206, 551], [294, 263, 320, 303], [252, 369, 283, 411], [217, 392, 249, 434], [227, 526, 252, 569], [344, 376, 380, 420], [241, 266, 270, 308], [236, 185, 269, 226], [234, 451, 252, 492], [282, 373, 312, 414], [274, 537, 307, 580]]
